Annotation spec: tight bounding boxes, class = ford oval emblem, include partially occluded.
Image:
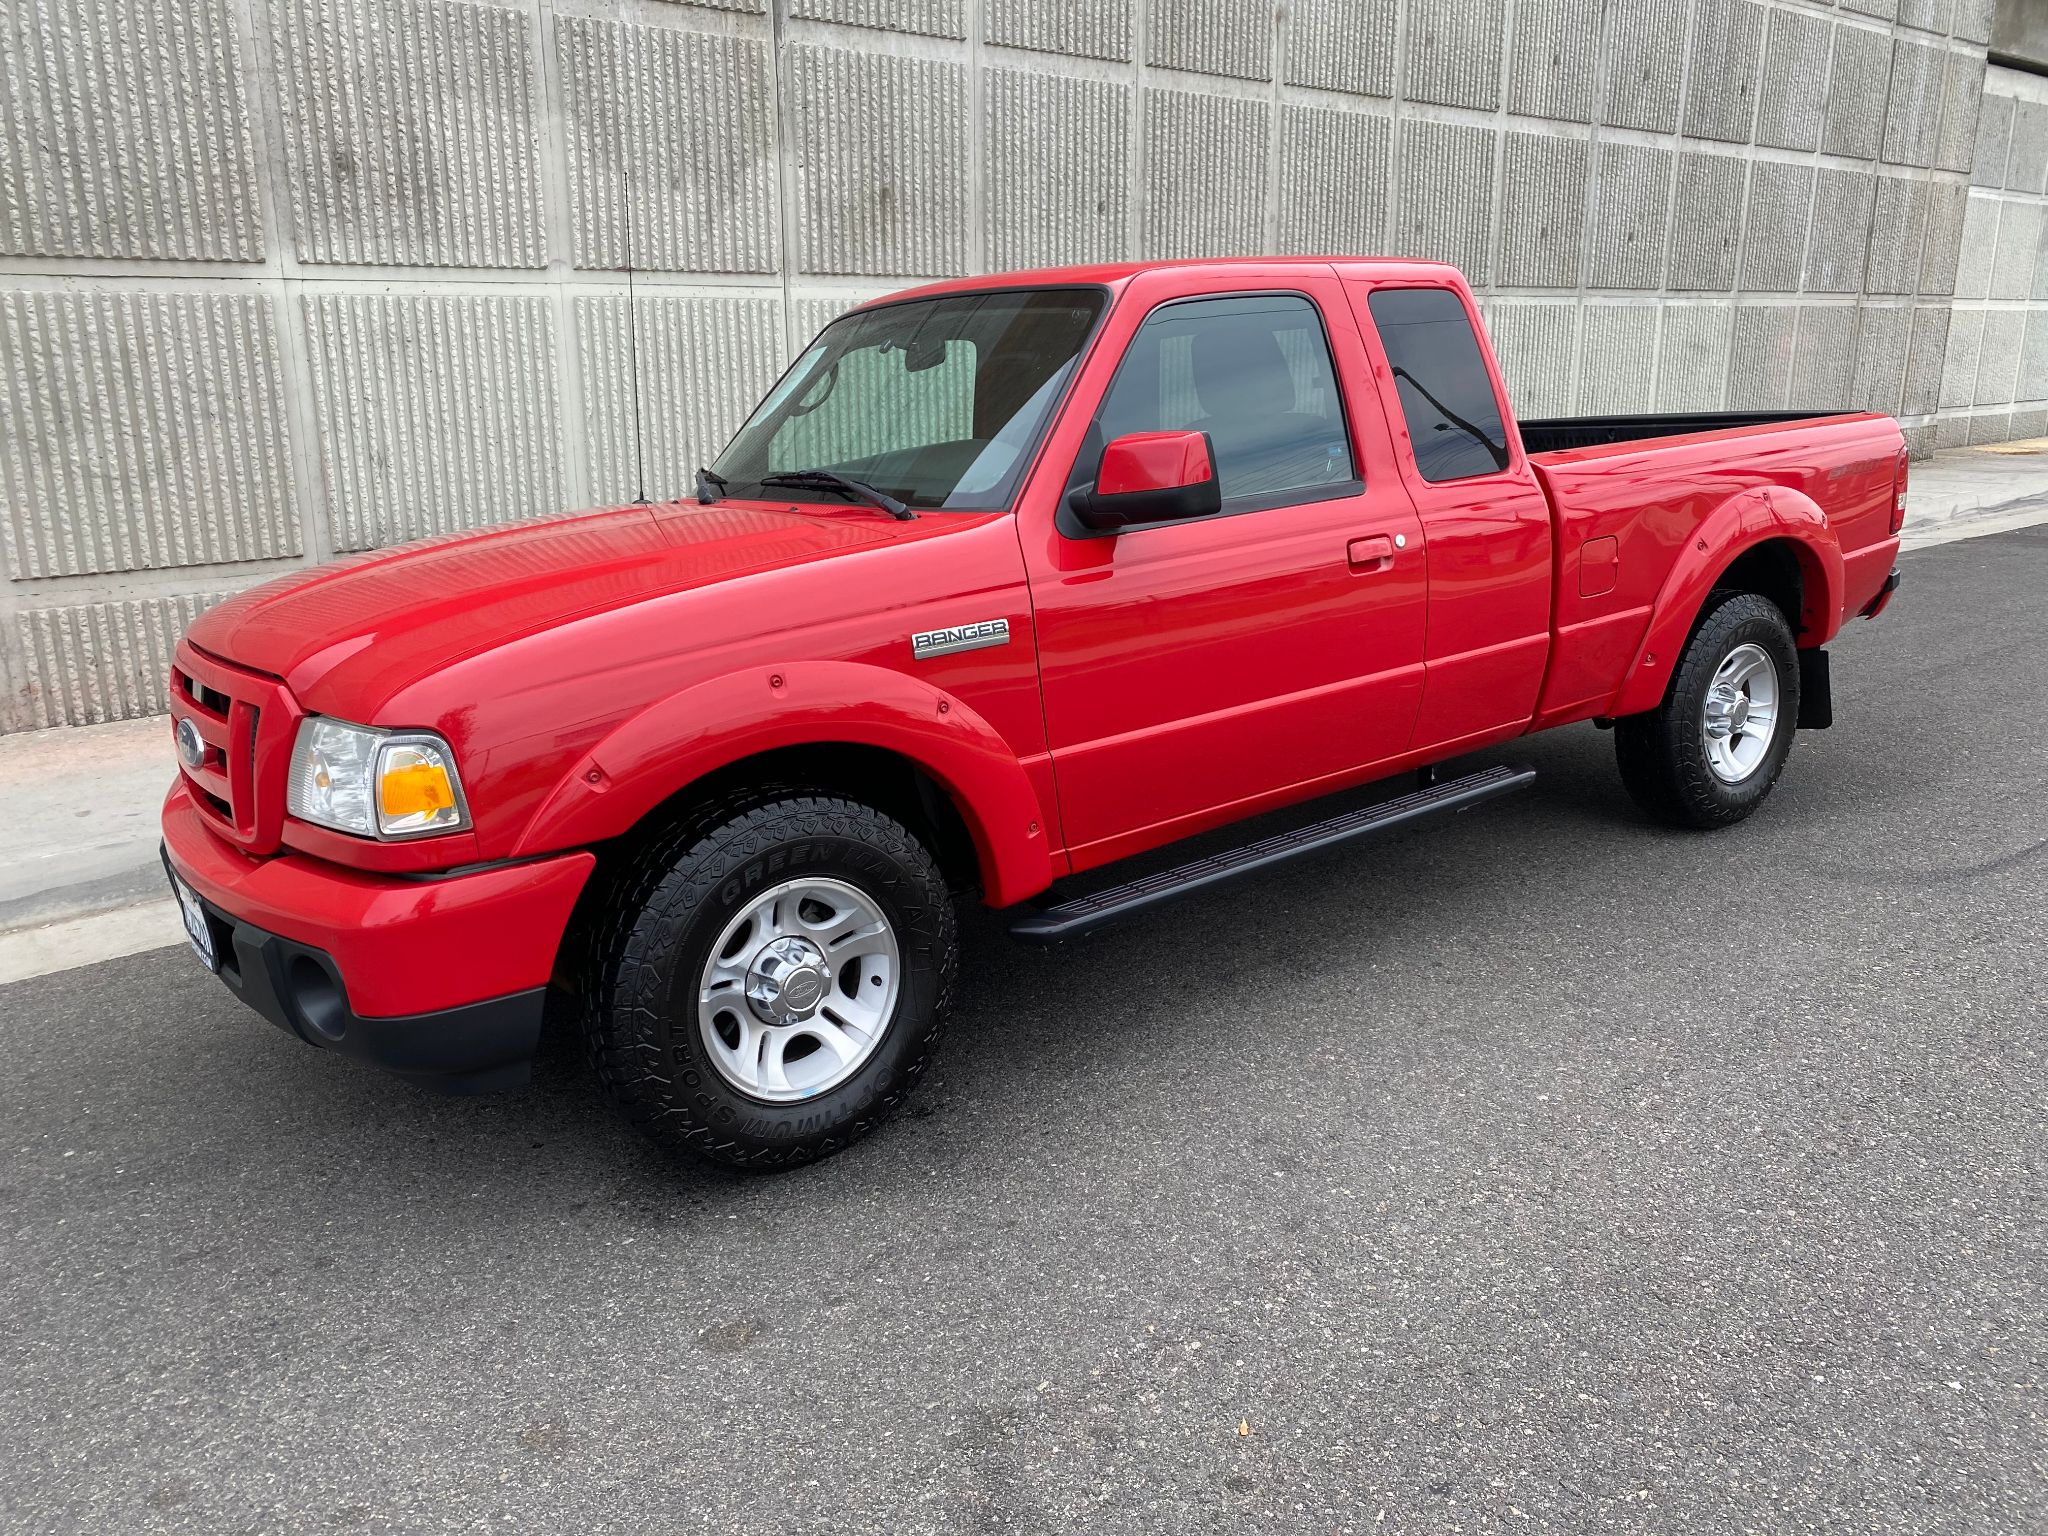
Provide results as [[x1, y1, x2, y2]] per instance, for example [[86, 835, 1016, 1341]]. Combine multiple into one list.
[[175, 716, 206, 770]]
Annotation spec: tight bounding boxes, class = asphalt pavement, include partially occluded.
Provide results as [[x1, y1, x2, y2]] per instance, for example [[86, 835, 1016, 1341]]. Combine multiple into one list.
[[3, 528, 2043, 1534]]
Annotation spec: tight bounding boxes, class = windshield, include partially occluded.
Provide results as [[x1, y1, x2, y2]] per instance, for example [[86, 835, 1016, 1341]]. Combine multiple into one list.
[[711, 288, 1105, 512]]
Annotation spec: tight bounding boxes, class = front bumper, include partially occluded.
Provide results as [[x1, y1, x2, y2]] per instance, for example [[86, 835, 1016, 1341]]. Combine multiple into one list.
[[162, 782, 595, 1094]]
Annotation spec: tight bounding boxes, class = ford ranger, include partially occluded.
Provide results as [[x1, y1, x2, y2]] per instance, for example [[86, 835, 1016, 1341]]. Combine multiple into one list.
[[160, 259, 1905, 1168]]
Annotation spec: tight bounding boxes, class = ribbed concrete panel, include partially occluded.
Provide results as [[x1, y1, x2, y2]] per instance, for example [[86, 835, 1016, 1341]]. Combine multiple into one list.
[[1741, 163, 1814, 294], [987, 71, 1129, 269], [1883, 39, 1946, 168], [1940, 306, 1983, 405], [1853, 304, 1912, 412], [1607, 0, 1687, 134], [1843, 0, 1898, 19], [1992, 203, 2044, 300], [1789, 306, 1859, 409], [985, 0, 1129, 60], [1756, 9, 1831, 153], [0, 291, 299, 579], [1865, 175, 1928, 295], [1667, 152, 1745, 292], [656, 0, 766, 10], [1919, 180, 1968, 294], [1403, 0, 1502, 112], [1904, 304, 1950, 413], [1955, 0, 1995, 43], [2009, 102, 2048, 195], [576, 295, 783, 508], [794, 0, 963, 39], [558, 20, 777, 274], [0, 0, 261, 260], [1498, 133, 1586, 289], [269, 0, 545, 269], [1588, 144, 1671, 291], [1507, 0, 1600, 124], [1284, 0, 1396, 96], [1898, 0, 1952, 35], [2017, 407, 2048, 438], [302, 294, 564, 551], [1973, 95, 2014, 186], [1806, 171, 1877, 294], [1656, 306, 1732, 410], [17, 592, 233, 729], [1393, 120, 1496, 283], [2018, 313, 2048, 401], [1953, 192, 1999, 299], [789, 47, 966, 278], [1935, 51, 1988, 174], [1975, 310, 2021, 404], [1148, 0, 1270, 81], [1727, 305, 1799, 407], [1144, 90, 1267, 259], [1825, 24, 1891, 161], [1487, 303, 1575, 418], [1576, 307, 1658, 414], [1682, 0, 1763, 144], [1279, 106, 1390, 257]]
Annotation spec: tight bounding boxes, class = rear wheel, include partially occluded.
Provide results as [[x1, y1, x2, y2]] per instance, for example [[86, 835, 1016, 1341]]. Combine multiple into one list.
[[1614, 591, 1801, 829], [584, 793, 956, 1169]]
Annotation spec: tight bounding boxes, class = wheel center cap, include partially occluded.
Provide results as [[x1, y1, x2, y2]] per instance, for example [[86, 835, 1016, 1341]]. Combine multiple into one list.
[[746, 936, 829, 1024], [1730, 695, 1750, 731]]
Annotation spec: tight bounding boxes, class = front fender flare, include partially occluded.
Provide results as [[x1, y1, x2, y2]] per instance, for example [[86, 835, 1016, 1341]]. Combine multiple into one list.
[[513, 661, 1053, 907], [1608, 486, 1844, 719]]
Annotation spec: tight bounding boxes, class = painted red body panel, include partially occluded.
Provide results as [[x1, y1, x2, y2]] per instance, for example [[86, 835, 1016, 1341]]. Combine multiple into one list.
[[1096, 430, 1214, 494], [163, 256, 1904, 1019]]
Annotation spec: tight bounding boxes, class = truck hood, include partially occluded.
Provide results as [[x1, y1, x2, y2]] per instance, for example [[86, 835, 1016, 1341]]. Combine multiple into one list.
[[188, 500, 901, 710]]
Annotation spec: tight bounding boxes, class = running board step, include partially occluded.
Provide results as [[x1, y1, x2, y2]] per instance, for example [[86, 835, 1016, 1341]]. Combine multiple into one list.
[[1008, 763, 1537, 946]]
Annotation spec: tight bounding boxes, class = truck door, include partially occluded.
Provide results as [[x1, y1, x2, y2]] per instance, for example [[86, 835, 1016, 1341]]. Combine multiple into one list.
[[1021, 273, 1427, 869], [1347, 282, 1554, 752]]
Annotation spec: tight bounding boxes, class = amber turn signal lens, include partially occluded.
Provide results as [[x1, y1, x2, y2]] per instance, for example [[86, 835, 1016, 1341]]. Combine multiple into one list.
[[380, 760, 455, 819]]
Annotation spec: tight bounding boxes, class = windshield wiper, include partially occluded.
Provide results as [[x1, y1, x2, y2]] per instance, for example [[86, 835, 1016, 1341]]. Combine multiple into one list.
[[759, 470, 915, 521], [695, 466, 727, 505]]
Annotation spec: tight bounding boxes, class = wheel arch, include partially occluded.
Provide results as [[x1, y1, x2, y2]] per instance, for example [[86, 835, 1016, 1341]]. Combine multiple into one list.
[[514, 660, 1055, 909], [1608, 489, 1844, 718]]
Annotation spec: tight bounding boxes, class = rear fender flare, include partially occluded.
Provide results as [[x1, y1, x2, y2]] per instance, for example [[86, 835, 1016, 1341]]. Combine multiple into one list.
[[1608, 487, 1844, 718], [513, 661, 1053, 907]]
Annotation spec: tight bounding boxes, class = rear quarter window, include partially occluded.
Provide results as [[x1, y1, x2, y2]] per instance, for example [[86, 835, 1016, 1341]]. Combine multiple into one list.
[[1367, 288, 1512, 483]]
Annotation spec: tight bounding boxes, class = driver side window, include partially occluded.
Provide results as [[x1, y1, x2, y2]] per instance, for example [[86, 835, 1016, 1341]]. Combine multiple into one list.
[[1094, 293, 1356, 505]]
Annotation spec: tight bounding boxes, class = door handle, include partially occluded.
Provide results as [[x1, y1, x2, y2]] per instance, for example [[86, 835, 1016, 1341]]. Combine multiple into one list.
[[1347, 534, 1395, 571]]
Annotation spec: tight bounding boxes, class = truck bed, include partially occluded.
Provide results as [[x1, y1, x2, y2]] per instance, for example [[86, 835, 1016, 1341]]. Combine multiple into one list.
[[1518, 410, 1842, 456]]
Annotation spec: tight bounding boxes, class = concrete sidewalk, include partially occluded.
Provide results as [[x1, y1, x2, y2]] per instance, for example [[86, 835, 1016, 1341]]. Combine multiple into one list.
[[5, 438, 2048, 983]]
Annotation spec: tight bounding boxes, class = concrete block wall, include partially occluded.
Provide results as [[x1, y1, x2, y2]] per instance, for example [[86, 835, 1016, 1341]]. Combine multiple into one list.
[[1942, 63, 2048, 444], [0, 0, 2004, 729]]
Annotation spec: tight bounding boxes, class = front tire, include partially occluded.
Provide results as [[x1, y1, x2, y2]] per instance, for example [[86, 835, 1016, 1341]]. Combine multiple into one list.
[[1614, 591, 1801, 830], [585, 793, 957, 1169]]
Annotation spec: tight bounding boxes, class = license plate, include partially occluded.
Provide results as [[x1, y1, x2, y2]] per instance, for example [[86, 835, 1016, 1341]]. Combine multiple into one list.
[[168, 868, 217, 972]]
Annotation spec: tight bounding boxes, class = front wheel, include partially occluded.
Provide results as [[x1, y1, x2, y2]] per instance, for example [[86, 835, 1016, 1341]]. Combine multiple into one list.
[[1614, 591, 1801, 830], [584, 793, 957, 1169]]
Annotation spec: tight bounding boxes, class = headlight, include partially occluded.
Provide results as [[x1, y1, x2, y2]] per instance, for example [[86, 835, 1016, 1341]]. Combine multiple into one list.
[[286, 718, 470, 839]]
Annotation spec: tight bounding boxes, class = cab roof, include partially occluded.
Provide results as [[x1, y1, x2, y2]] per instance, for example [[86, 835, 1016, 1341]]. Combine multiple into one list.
[[863, 256, 1467, 309]]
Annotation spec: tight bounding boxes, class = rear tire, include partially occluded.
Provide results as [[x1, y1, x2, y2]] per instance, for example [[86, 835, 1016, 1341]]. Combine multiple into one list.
[[584, 793, 956, 1170], [1614, 591, 1801, 830]]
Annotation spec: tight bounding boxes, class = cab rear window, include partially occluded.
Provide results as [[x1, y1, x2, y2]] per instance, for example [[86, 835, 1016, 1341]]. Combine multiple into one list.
[[1367, 288, 1511, 483]]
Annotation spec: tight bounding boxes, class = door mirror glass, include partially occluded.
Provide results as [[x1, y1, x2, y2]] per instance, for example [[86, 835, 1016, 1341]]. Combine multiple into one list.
[[1072, 430, 1222, 530]]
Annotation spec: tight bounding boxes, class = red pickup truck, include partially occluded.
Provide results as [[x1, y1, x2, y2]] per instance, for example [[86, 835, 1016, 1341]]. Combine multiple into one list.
[[161, 258, 1904, 1167]]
